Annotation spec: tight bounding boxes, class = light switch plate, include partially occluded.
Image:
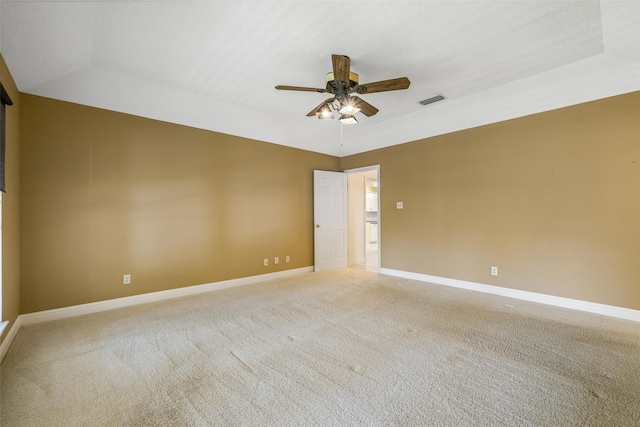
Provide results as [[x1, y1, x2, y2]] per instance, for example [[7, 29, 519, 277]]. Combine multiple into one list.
[[396, 202, 404, 209]]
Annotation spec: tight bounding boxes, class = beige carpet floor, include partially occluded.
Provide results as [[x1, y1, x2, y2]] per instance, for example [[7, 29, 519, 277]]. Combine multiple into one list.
[[2, 269, 639, 426]]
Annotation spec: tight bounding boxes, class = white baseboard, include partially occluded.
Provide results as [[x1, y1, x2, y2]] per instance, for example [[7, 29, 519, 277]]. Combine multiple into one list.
[[1, 316, 22, 363], [20, 267, 313, 326], [380, 268, 640, 323], [5, 266, 636, 364]]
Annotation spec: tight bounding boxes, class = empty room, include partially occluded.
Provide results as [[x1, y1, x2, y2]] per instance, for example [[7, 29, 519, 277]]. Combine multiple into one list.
[[0, 1, 639, 426]]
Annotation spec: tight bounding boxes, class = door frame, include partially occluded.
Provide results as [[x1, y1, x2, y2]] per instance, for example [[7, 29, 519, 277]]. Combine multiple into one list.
[[344, 165, 381, 272]]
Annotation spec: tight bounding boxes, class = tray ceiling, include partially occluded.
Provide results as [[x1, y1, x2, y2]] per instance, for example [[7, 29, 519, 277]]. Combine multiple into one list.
[[1, 1, 638, 156]]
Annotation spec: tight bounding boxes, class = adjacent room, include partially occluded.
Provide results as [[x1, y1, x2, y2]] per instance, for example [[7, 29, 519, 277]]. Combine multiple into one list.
[[0, 1, 638, 425]]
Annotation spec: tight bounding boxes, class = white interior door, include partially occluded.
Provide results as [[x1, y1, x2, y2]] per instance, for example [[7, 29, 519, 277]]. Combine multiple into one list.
[[314, 170, 348, 271]]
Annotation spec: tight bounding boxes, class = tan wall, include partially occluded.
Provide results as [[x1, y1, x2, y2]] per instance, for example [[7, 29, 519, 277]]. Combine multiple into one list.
[[341, 92, 640, 310], [13, 90, 640, 315], [0, 53, 20, 344], [20, 94, 339, 313]]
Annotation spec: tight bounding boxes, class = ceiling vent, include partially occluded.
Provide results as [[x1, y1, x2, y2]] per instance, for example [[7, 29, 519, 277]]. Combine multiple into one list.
[[419, 94, 446, 106]]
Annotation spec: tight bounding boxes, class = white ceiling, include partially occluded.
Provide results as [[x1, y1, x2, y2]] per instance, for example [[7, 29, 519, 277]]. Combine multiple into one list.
[[1, 1, 638, 157]]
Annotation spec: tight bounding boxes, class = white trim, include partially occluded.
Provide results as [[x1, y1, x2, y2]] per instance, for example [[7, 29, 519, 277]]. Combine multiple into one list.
[[343, 165, 381, 175], [0, 320, 8, 335], [380, 268, 640, 323], [20, 267, 313, 326], [1, 316, 21, 363]]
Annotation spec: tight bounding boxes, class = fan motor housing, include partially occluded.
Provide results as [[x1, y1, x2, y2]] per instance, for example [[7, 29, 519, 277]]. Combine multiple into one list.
[[326, 71, 359, 93]]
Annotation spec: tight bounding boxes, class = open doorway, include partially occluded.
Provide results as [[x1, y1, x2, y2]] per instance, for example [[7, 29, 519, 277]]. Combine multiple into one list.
[[346, 166, 379, 272]]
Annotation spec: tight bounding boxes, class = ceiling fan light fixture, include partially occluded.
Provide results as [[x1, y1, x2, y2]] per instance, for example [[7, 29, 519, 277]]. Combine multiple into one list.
[[339, 114, 358, 125], [317, 104, 333, 120], [338, 102, 361, 115], [277, 54, 410, 122]]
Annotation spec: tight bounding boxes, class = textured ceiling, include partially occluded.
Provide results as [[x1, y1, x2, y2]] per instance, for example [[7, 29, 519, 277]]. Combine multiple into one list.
[[1, 1, 639, 156]]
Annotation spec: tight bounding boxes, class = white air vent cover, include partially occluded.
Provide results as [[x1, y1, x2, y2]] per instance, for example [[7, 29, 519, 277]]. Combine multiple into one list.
[[419, 95, 446, 106]]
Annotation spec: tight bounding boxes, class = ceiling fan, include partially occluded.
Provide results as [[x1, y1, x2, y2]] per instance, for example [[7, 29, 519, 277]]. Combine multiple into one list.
[[275, 54, 410, 125]]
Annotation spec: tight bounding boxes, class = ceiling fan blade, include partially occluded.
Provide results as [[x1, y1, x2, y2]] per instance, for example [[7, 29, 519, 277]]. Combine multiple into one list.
[[350, 96, 379, 117], [275, 85, 327, 93], [306, 98, 335, 117], [331, 54, 351, 85], [355, 77, 410, 94]]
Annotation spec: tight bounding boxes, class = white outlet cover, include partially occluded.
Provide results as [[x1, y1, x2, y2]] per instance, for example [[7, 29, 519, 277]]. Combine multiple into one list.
[[397, 202, 404, 209]]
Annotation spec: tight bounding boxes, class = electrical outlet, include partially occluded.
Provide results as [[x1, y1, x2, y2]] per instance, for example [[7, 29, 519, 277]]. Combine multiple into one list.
[[396, 201, 404, 209], [274, 257, 279, 265], [491, 266, 498, 276], [123, 274, 131, 285], [286, 256, 290, 263], [264, 258, 268, 266]]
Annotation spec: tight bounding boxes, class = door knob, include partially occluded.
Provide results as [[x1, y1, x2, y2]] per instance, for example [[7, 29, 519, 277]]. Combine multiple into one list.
[[315, 224, 321, 228]]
